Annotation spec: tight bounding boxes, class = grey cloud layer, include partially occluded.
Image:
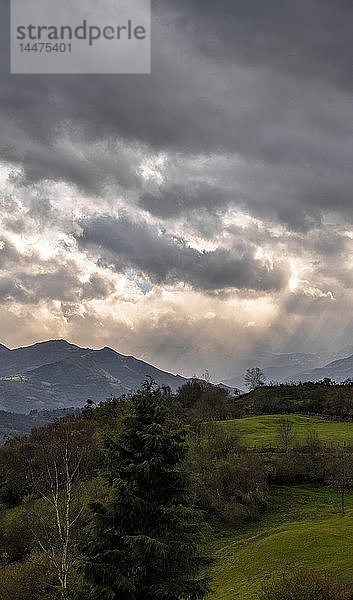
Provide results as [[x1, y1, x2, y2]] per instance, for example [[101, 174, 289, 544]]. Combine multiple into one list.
[[0, 0, 351, 231], [78, 215, 287, 292], [160, 0, 353, 89], [139, 183, 230, 219], [0, 231, 115, 305]]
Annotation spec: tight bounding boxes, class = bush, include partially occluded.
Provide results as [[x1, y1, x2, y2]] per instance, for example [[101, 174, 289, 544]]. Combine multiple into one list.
[[259, 569, 352, 600], [186, 423, 268, 522], [266, 450, 327, 485], [0, 553, 55, 600], [0, 512, 33, 562]]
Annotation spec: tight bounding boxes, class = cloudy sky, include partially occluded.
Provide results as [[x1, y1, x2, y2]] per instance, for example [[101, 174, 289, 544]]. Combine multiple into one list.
[[0, 0, 353, 379]]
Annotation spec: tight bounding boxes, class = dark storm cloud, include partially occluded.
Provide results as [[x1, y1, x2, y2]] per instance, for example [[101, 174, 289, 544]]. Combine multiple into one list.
[[0, 267, 116, 305], [0, 269, 80, 304], [0, 130, 143, 195], [139, 182, 229, 219], [78, 215, 287, 292], [0, 0, 352, 233], [81, 274, 115, 301], [310, 230, 351, 258], [160, 0, 353, 89]]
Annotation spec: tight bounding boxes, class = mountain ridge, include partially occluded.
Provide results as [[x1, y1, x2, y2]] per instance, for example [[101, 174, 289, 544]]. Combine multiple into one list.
[[222, 351, 326, 389], [0, 340, 188, 413], [293, 353, 353, 384], [222, 349, 353, 389]]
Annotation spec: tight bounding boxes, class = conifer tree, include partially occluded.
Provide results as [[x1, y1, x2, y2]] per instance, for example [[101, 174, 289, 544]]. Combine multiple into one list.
[[76, 380, 211, 599]]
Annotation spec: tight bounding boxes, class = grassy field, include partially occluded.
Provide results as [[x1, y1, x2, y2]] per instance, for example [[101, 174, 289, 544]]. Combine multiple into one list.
[[208, 486, 353, 600], [221, 414, 353, 449]]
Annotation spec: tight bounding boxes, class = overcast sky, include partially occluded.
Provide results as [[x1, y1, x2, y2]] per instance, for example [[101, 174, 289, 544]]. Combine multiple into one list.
[[0, 0, 353, 379]]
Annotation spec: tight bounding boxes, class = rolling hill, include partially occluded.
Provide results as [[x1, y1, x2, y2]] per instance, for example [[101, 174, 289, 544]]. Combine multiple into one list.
[[0, 340, 188, 413], [209, 486, 353, 599]]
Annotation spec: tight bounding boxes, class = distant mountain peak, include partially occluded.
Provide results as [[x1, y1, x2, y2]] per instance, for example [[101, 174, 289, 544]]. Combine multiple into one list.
[[33, 339, 74, 347], [96, 346, 120, 355], [0, 339, 188, 413], [291, 353, 353, 384], [16, 339, 77, 351]]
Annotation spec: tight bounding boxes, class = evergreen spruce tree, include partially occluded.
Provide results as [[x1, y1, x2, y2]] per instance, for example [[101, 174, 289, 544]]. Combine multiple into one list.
[[76, 380, 212, 600]]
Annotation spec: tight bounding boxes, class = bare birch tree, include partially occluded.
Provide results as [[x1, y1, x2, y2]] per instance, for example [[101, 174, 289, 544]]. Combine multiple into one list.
[[25, 418, 98, 600]]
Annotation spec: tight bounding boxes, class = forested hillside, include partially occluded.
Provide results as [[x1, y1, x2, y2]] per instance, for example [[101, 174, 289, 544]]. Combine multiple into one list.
[[1, 380, 353, 599]]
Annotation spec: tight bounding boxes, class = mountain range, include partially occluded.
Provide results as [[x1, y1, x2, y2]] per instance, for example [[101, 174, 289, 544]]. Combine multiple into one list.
[[293, 354, 353, 385], [2, 339, 353, 417], [0, 340, 187, 413], [222, 350, 353, 390]]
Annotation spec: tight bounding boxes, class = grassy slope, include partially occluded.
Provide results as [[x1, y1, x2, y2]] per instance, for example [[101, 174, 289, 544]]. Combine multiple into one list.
[[208, 486, 353, 600], [0, 478, 104, 529], [221, 414, 353, 448]]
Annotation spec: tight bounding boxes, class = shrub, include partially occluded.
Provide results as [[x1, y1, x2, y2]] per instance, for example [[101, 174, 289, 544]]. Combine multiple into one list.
[[259, 569, 352, 600], [0, 553, 54, 600], [186, 423, 268, 522]]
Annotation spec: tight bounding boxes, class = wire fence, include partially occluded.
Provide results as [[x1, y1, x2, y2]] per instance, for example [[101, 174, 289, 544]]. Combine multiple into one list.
[[249, 440, 353, 453]]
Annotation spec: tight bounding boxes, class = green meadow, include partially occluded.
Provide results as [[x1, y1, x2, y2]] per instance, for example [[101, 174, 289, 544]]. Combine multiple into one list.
[[208, 486, 353, 600], [221, 414, 353, 449]]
